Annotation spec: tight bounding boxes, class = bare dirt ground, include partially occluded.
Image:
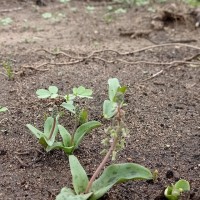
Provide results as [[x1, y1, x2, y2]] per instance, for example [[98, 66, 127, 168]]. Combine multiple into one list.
[[0, 0, 200, 200]]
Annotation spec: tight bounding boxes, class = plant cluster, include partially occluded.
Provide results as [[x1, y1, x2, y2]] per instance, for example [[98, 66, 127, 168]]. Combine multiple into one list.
[[26, 78, 190, 200]]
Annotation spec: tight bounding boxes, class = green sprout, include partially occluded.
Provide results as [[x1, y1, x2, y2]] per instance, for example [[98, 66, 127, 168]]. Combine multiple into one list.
[[0, 106, 8, 112], [56, 78, 153, 200], [2, 61, 14, 80], [27, 85, 100, 155], [164, 179, 190, 200]]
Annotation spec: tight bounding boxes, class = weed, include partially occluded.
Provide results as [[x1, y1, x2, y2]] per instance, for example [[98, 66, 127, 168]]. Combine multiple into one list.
[[2, 61, 14, 80], [164, 179, 190, 200], [0, 106, 8, 112], [56, 78, 153, 200], [0, 17, 13, 26], [27, 85, 100, 154]]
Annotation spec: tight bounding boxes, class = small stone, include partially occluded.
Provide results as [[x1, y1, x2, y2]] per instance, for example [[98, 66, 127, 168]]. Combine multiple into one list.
[[166, 170, 174, 179], [127, 157, 132, 162]]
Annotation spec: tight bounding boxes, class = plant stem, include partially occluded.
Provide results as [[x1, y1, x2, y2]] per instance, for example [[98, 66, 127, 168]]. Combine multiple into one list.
[[48, 117, 56, 140], [85, 135, 118, 194]]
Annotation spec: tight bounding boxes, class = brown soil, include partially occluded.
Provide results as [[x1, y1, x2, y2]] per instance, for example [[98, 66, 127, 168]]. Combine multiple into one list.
[[0, 0, 200, 200]]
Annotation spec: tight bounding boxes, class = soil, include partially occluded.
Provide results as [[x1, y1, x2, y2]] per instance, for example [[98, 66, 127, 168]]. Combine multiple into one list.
[[0, 0, 200, 200]]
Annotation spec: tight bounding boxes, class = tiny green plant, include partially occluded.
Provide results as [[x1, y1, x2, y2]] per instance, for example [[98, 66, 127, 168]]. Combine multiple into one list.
[[27, 85, 101, 154], [164, 179, 190, 200], [0, 106, 8, 112], [56, 78, 153, 200], [0, 17, 13, 26], [2, 61, 14, 80]]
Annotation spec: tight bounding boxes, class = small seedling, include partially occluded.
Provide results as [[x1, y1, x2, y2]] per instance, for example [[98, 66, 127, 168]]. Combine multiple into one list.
[[56, 78, 153, 199], [36, 86, 59, 99], [86, 6, 95, 13], [2, 61, 14, 80], [164, 179, 190, 200], [0, 17, 13, 26], [0, 106, 8, 112], [42, 12, 53, 19], [26, 108, 59, 149]]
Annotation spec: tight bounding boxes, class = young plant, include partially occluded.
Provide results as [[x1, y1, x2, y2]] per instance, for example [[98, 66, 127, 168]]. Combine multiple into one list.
[[27, 85, 100, 154], [0, 106, 8, 112], [2, 61, 14, 80], [26, 107, 59, 149], [164, 179, 190, 200], [56, 78, 153, 200]]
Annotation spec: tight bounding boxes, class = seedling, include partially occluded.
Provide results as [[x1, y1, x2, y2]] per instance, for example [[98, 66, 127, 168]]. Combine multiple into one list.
[[164, 179, 190, 200], [26, 108, 59, 149], [56, 78, 153, 199], [0, 106, 8, 112], [2, 61, 14, 80], [27, 85, 100, 154], [0, 17, 13, 26]]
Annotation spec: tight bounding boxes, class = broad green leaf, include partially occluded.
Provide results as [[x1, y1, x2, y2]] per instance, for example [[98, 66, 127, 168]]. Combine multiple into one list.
[[175, 179, 190, 191], [108, 78, 120, 101], [79, 109, 88, 125], [69, 155, 89, 194], [48, 86, 58, 94], [36, 89, 51, 98], [42, 12, 52, 19], [56, 187, 92, 200], [58, 125, 72, 147], [43, 117, 59, 146], [0, 107, 8, 112], [61, 102, 76, 114], [26, 124, 43, 139], [73, 86, 93, 98], [73, 121, 101, 148], [103, 100, 117, 119], [90, 163, 153, 200]]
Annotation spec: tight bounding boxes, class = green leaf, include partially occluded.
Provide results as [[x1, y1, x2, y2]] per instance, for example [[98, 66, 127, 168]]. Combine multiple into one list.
[[73, 86, 93, 98], [73, 121, 101, 148], [56, 187, 92, 200], [58, 125, 72, 147], [108, 78, 120, 101], [175, 179, 190, 191], [0, 17, 13, 26], [0, 107, 8, 112], [43, 117, 59, 146], [59, 0, 70, 3], [69, 155, 89, 195], [164, 179, 190, 200], [61, 102, 76, 114], [42, 12, 53, 19], [103, 100, 117, 119], [79, 109, 88, 125], [117, 86, 127, 94], [51, 93, 59, 98], [90, 163, 153, 199], [46, 142, 74, 154], [48, 86, 58, 94], [26, 124, 43, 139], [36, 89, 51, 98], [114, 8, 127, 14]]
